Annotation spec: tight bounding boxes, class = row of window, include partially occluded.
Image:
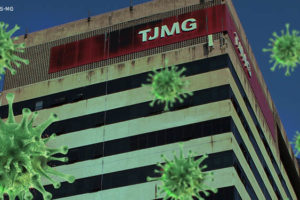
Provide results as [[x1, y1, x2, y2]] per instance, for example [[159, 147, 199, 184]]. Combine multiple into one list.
[[49, 117, 231, 166], [31, 151, 250, 200], [227, 61, 292, 199], [42, 85, 229, 136]]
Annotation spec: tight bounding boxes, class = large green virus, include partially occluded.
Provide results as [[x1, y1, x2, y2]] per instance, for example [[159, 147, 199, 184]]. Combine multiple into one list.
[[143, 64, 192, 111], [147, 144, 217, 200], [0, 22, 29, 78], [291, 131, 300, 156], [263, 23, 300, 76], [0, 93, 75, 200]]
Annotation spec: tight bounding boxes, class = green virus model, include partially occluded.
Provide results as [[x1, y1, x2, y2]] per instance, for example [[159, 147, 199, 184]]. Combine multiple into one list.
[[263, 23, 300, 76], [147, 144, 217, 200], [0, 93, 75, 200], [0, 22, 29, 78], [291, 131, 300, 156], [143, 64, 192, 111]]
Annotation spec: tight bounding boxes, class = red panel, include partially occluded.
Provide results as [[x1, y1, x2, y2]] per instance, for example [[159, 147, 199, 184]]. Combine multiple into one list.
[[78, 38, 93, 65], [108, 30, 120, 58], [49, 4, 227, 73], [90, 35, 106, 61], [49, 45, 65, 73], [118, 27, 134, 55], [62, 41, 78, 67], [208, 5, 226, 33]]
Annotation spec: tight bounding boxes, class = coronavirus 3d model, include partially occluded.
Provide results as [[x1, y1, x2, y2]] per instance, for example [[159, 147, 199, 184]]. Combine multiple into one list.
[[263, 23, 300, 76], [143, 64, 192, 111], [0, 93, 75, 200], [291, 131, 300, 156], [147, 144, 217, 200], [0, 22, 29, 78]]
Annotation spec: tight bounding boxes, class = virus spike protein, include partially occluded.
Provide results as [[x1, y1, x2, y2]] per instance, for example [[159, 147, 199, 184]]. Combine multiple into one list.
[[263, 23, 300, 76], [0, 93, 75, 200], [0, 22, 29, 78], [143, 64, 193, 111], [291, 131, 300, 156], [147, 143, 217, 200]]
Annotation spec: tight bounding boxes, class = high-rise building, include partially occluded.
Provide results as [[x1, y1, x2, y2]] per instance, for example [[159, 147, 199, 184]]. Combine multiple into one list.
[[1, 0, 300, 199]]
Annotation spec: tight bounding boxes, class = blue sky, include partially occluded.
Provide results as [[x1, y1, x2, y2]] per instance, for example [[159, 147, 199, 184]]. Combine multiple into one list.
[[1, 0, 300, 153]]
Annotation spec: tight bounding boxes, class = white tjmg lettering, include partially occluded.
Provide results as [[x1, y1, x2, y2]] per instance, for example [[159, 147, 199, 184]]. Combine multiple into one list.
[[149, 27, 160, 41], [138, 29, 151, 42], [181, 18, 197, 32], [160, 22, 180, 38]]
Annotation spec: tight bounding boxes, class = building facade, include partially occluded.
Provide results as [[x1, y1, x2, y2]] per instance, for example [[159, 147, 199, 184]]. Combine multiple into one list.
[[0, 0, 300, 199]]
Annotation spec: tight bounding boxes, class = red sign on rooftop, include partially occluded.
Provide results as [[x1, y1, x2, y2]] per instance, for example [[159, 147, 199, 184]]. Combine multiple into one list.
[[49, 5, 227, 73]]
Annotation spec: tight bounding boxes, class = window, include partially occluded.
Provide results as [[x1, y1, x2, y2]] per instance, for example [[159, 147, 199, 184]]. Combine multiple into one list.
[[35, 101, 43, 111]]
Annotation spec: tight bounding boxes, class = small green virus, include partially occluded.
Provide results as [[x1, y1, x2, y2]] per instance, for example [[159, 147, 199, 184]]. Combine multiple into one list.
[[0, 93, 75, 200], [147, 144, 217, 200], [143, 64, 192, 111], [263, 23, 300, 76], [291, 131, 300, 156], [0, 22, 29, 78]]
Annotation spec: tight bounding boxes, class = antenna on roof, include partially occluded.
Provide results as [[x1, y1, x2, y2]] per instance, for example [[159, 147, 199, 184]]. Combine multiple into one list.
[[130, 0, 133, 11], [87, 10, 91, 23], [24, 28, 28, 39]]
